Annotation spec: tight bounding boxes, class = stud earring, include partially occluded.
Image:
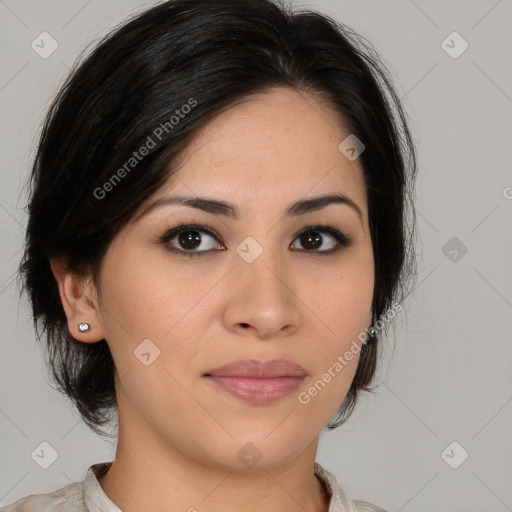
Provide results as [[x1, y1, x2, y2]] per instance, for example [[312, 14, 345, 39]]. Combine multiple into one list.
[[363, 325, 376, 345], [78, 323, 91, 332]]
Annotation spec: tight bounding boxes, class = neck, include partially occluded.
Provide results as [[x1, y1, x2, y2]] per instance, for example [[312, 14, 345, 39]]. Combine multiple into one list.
[[98, 418, 330, 512]]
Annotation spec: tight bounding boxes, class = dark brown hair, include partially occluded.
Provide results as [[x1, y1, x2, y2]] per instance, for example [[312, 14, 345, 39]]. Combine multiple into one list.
[[18, 0, 417, 437]]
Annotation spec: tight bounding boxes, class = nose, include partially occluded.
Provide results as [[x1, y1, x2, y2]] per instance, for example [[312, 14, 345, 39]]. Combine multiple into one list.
[[221, 249, 301, 340]]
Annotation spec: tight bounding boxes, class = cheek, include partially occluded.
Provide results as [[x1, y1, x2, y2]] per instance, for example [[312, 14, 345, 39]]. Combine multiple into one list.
[[97, 252, 226, 404], [99, 247, 222, 342], [299, 257, 374, 332], [289, 265, 373, 412]]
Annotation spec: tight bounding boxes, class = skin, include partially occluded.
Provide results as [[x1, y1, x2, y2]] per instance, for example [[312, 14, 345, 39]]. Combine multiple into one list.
[[51, 87, 374, 512]]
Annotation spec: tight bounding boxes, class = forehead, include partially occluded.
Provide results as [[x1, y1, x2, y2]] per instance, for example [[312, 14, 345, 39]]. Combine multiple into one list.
[[145, 87, 368, 218]]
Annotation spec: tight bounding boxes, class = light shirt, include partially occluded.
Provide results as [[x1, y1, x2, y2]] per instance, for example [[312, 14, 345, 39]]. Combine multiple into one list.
[[0, 461, 389, 512]]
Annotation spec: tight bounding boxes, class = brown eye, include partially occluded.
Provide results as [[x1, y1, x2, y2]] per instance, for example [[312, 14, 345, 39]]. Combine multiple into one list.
[[159, 223, 352, 259], [177, 230, 202, 250], [160, 225, 224, 258], [290, 226, 353, 254], [297, 231, 323, 250]]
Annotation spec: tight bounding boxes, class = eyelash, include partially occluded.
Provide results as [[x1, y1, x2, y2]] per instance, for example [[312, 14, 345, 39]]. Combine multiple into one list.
[[157, 222, 354, 259]]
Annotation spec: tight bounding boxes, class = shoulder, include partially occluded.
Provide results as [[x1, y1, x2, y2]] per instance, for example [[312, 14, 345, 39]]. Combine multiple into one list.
[[0, 483, 83, 512], [0, 462, 113, 512], [314, 462, 390, 512], [352, 499, 391, 512]]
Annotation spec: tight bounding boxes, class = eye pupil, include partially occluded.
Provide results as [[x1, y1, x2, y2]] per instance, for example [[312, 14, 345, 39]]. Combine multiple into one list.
[[300, 231, 322, 250], [179, 231, 201, 250]]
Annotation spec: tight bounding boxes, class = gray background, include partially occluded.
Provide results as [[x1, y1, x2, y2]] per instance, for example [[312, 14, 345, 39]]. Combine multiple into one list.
[[1, 0, 511, 510]]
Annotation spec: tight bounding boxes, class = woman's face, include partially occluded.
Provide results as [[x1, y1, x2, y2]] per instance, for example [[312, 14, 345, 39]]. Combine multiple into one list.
[[92, 87, 374, 469]]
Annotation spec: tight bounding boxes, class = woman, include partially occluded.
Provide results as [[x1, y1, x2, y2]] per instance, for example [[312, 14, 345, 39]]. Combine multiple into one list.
[[4, 0, 417, 510]]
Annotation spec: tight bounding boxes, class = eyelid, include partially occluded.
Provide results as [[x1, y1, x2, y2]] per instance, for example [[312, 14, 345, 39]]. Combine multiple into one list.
[[293, 224, 353, 245], [158, 222, 353, 257], [159, 223, 224, 257]]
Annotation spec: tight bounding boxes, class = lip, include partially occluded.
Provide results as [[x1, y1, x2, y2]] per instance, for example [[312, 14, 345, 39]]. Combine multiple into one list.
[[204, 358, 307, 378], [203, 358, 307, 405]]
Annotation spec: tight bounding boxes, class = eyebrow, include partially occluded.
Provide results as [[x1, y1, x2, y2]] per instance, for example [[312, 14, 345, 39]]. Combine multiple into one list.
[[135, 193, 363, 222]]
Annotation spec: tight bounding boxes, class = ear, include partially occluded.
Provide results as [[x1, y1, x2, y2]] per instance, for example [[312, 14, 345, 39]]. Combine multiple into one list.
[[50, 257, 106, 343]]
